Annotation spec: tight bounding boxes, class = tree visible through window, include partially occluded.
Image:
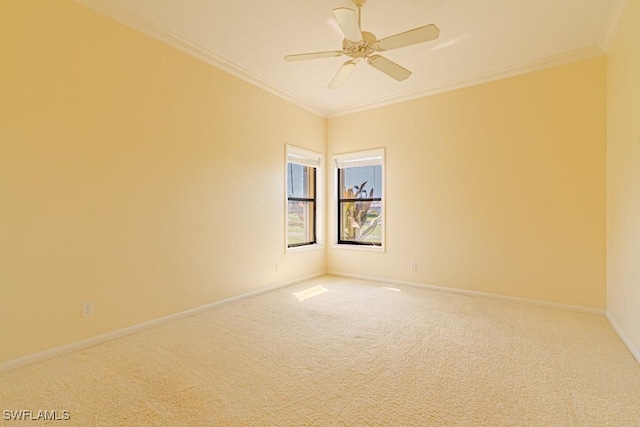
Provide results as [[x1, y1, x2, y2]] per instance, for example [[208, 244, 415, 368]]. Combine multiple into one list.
[[336, 150, 384, 247]]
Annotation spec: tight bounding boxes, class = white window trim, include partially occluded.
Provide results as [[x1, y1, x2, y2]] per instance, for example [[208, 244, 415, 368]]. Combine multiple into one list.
[[331, 148, 385, 252], [285, 144, 324, 253]]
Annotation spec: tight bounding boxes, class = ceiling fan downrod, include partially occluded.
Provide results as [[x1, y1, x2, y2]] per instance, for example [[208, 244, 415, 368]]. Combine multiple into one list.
[[353, 0, 366, 29]]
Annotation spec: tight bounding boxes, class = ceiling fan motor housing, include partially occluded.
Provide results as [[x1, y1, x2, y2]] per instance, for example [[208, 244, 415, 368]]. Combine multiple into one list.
[[343, 31, 378, 59]]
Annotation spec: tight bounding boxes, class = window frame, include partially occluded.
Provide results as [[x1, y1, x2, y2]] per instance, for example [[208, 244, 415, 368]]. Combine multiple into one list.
[[332, 148, 385, 251], [285, 145, 324, 252]]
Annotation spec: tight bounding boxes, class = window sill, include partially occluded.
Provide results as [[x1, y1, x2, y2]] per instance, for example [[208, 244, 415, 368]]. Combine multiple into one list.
[[286, 243, 324, 254], [331, 244, 385, 253]]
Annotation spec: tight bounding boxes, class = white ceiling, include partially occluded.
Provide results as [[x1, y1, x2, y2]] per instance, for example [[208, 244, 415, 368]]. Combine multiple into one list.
[[77, 0, 628, 117]]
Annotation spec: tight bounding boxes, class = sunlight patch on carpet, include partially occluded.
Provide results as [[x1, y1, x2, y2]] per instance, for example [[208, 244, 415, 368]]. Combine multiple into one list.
[[293, 284, 328, 301]]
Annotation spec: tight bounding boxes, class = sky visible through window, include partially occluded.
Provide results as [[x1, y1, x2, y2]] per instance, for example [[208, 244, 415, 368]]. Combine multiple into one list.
[[287, 163, 313, 198], [342, 166, 382, 198], [289, 164, 381, 198]]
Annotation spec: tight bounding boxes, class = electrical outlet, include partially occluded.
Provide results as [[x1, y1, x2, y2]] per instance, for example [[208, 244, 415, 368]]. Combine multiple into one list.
[[82, 301, 94, 317], [275, 263, 279, 272], [410, 261, 417, 271]]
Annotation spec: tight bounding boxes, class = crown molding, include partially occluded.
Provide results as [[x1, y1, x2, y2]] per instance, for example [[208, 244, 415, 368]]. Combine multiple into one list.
[[74, 0, 328, 118], [75, 0, 609, 120], [598, 0, 632, 53], [327, 45, 604, 118]]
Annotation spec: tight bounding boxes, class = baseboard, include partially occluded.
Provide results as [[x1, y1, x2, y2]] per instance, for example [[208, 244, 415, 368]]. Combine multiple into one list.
[[0, 272, 325, 374], [605, 311, 640, 365], [328, 271, 605, 316]]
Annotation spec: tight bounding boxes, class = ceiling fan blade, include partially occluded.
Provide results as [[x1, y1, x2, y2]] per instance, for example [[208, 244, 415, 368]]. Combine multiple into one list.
[[368, 55, 411, 81], [333, 8, 363, 43], [377, 24, 440, 51], [284, 51, 345, 62], [328, 60, 357, 90]]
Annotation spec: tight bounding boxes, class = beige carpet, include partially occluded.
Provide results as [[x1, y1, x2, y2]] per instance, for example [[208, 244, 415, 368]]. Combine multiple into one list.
[[1, 276, 639, 426]]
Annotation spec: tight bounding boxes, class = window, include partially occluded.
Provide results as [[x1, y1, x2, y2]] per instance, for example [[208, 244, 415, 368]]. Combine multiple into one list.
[[334, 149, 384, 247], [286, 145, 322, 249]]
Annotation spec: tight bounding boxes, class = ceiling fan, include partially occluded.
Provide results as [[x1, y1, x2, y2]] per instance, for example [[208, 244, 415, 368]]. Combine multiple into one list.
[[284, 0, 440, 90]]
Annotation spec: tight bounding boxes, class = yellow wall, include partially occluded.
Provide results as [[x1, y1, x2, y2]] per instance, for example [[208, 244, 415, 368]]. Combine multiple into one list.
[[0, 0, 614, 365], [607, 0, 640, 356], [327, 57, 607, 308], [0, 0, 325, 363]]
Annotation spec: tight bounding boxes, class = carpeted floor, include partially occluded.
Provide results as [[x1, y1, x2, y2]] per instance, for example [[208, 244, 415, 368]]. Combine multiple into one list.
[[1, 276, 639, 426]]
